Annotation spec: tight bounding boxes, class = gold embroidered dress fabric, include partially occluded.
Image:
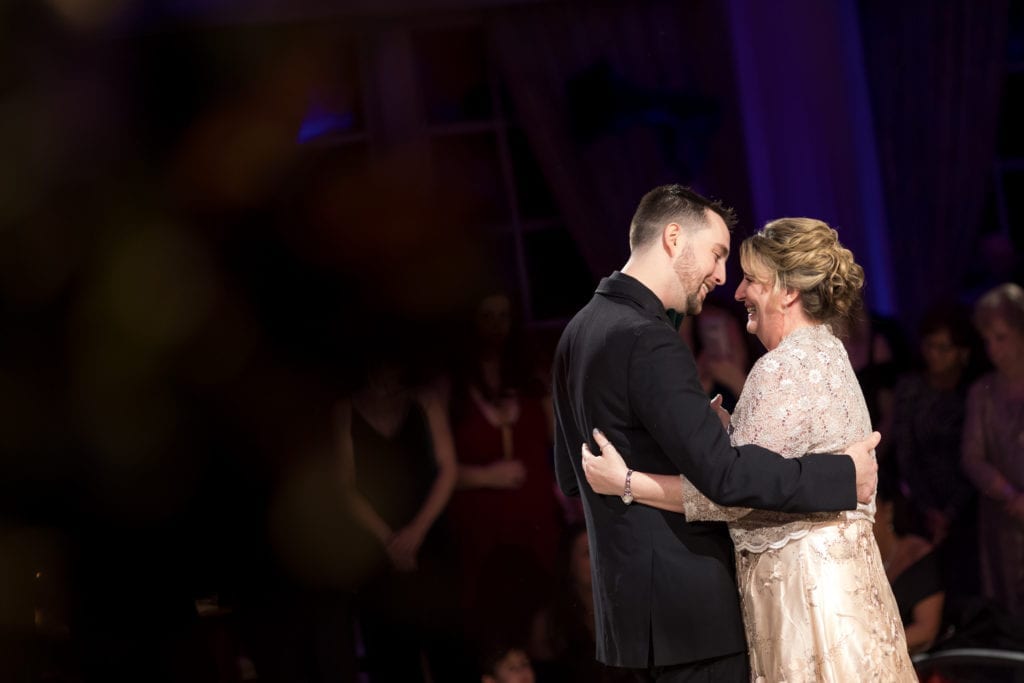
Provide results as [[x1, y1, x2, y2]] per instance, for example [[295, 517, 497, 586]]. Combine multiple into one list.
[[680, 324, 915, 682]]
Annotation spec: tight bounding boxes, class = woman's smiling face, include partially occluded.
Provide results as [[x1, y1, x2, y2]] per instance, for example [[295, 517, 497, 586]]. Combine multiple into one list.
[[734, 258, 787, 350]]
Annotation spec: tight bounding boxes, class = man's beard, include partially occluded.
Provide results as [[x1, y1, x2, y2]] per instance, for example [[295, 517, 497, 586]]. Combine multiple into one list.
[[673, 245, 705, 316]]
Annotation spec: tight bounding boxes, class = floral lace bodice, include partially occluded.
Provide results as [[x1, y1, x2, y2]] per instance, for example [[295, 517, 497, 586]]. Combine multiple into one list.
[[680, 323, 875, 552]]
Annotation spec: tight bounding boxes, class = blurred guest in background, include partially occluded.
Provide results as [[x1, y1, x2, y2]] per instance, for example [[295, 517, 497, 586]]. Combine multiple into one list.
[[336, 347, 462, 681], [844, 308, 912, 454], [962, 283, 1024, 618], [446, 291, 565, 644], [528, 523, 633, 683], [478, 640, 536, 683], [677, 299, 750, 412], [874, 475, 945, 654], [890, 303, 982, 616]]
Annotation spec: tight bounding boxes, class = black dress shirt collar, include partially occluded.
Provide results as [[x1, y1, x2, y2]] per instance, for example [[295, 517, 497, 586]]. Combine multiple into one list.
[[595, 271, 683, 329]]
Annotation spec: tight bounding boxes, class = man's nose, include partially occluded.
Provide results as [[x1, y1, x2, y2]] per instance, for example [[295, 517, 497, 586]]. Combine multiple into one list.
[[714, 261, 726, 285]]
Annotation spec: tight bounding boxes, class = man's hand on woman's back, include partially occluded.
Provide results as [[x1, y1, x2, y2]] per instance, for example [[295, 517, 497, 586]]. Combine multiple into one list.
[[844, 431, 881, 504]]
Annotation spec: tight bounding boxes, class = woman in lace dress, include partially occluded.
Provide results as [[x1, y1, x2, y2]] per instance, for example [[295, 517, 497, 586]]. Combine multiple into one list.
[[582, 218, 915, 682]]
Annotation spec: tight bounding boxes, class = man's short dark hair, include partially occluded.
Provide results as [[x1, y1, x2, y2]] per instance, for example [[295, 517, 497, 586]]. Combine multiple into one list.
[[628, 184, 737, 251]]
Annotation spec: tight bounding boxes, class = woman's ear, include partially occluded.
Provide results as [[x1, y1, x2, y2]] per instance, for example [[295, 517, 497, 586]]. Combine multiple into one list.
[[782, 287, 800, 308]]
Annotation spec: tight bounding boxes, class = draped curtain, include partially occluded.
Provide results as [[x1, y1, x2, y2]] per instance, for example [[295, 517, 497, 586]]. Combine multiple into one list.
[[725, 0, 897, 316], [858, 0, 1009, 326], [489, 0, 753, 280], [491, 0, 1010, 330]]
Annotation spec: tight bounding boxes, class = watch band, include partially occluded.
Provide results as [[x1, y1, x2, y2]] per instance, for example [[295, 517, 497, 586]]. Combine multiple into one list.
[[622, 469, 634, 505]]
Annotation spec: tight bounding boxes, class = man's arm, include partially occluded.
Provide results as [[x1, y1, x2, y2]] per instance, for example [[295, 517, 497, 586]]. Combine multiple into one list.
[[582, 427, 879, 515], [552, 357, 581, 497], [627, 324, 860, 512]]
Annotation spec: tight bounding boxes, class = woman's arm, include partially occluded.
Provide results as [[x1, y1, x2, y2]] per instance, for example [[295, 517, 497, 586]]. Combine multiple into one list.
[[336, 399, 394, 545], [581, 429, 746, 519], [387, 388, 459, 570], [581, 435, 685, 513], [457, 461, 526, 489], [904, 592, 945, 654]]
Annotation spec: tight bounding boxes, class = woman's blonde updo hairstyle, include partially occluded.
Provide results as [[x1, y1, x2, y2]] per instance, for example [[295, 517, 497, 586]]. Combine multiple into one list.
[[739, 217, 864, 332]]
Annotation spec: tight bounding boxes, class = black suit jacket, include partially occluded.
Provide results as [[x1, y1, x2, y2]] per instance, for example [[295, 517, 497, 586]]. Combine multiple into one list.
[[552, 272, 857, 668]]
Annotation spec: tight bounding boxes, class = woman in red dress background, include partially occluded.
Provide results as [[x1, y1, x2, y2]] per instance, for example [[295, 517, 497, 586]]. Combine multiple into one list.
[[446, 292, 565, 643]]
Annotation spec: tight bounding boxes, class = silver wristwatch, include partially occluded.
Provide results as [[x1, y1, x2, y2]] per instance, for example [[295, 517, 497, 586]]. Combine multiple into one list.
[[621, 469, 634, 505]]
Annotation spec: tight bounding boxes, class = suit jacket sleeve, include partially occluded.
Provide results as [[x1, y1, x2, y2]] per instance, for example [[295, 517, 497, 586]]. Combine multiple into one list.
[[553, 355, 581, 497], [627, 324, 856, 512]]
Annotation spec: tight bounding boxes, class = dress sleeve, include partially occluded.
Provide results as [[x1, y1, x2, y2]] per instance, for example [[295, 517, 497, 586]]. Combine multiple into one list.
[[679, 475, 750, 521]]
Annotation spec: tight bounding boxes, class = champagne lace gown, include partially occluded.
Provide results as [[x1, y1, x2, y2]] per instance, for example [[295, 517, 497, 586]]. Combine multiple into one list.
[[680, 324, 916, 682]]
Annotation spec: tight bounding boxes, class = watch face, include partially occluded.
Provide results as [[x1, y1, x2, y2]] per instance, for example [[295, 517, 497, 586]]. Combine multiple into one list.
[[621, 492, 634, 505]]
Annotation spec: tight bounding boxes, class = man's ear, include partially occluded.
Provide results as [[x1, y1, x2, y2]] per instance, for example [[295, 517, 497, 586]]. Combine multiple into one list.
[[663, 222, 683, 256]]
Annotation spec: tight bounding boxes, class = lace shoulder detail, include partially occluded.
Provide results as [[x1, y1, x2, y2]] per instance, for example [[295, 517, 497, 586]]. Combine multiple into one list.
[[728, 325, 874, 552]]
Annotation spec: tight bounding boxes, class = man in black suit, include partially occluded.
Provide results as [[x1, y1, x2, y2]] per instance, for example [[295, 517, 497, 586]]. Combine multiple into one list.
[[551, 185, 879, 682]]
